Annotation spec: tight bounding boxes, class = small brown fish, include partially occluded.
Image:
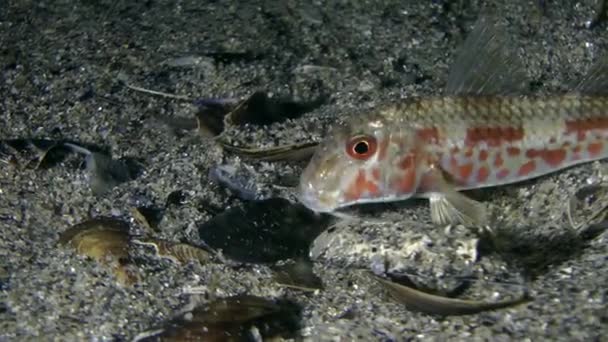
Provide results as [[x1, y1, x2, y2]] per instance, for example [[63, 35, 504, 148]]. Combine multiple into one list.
[[374, 275, 531, 316]]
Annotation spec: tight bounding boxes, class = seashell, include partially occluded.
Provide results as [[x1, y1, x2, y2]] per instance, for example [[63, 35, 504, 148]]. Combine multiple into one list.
[[195, 99, 234, 138], [59, 217, 131, 263], [223, 91, 325, 127], [165, 189, 187, 207], [59, 217, 139, 286], [567, 185, 608, 230], [0, 139, 71, 169], [134, 295, 302, 341], [130, 206, 165, 233], [272, 258, 323, 292], [194, 91, 324, 139], [0, 140, 139, 194], [113, 263, 141, 287], [64, 143, 138, 196], [198, 198, 332, 263]]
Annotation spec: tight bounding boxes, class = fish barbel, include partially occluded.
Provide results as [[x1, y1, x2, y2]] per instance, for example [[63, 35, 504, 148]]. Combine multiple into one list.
[[298, 16, 608, 226]]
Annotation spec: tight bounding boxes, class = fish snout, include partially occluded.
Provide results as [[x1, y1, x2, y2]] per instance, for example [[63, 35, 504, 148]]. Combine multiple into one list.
[[297, 154, 345, 213], [297, 173, 339, 213]]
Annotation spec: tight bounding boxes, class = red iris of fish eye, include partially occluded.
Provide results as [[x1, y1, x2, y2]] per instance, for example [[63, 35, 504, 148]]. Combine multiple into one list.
[[346, 135, 377, 160]]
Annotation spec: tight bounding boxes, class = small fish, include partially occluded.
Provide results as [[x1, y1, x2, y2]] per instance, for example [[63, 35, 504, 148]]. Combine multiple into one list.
[[373, 275, 531, 316], [298, 16, 608, 226]]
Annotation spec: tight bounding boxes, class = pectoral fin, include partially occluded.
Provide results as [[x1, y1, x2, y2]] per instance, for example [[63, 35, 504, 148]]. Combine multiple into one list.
[[429, 190, 488, 227], [426, 166, 488, 227]]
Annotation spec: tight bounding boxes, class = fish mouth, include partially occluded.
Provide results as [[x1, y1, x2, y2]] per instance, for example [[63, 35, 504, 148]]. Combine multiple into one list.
[[296, 180, 339, 214]]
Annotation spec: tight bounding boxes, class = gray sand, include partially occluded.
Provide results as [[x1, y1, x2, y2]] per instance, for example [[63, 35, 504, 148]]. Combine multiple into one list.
[[1, 0, 607, 341]]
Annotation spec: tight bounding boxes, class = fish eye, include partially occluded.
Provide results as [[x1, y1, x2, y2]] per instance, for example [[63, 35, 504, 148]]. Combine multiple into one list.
[[346, 135, 377, 160]]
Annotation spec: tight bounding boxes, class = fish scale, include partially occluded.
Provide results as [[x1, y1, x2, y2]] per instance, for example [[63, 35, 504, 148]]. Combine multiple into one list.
[[393, 95, 608, 191], [297, 16, 608, 226]]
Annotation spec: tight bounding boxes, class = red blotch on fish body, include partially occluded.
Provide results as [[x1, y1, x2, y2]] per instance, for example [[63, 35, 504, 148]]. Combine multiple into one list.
[[507, 147, 521, 156], [527, 148, 568, 167], [525, 149, 541, 159], [518, 160, 536, 177], [476, 166, 490, 183], [541, 149, 567, 167], [497, 168, 510, 180], [396, 170, 417, 194], [588, 141, 603, 157], [345, 170, 380, 201], [566, 117, 608, 131], [465, 126, 524, 147], [565, 117, 608, 142], [399, 154, 415, 170], [478, 150, 489, 161], [494, 153, 504, 168], [371, 167, 381, 181], [458, 163, 474, 182], [572, 144, 582, 161], [367, 180, 379, 195], [416, 127, 440, 144], [395, 151, 421, 193], [344, 171, 365, 201], [577, 131, 586, 142]]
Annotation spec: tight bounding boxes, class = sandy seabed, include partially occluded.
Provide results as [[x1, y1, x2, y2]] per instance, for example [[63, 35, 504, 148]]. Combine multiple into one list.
[[0, 0, 607, 341]]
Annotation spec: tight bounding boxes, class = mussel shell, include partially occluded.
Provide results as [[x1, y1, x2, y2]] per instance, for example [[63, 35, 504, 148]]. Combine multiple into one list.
[[131, 206, 165, 233], [225, 91, 324, 127], [142, 295, 302, 341], [0, 139, 71, 169], [272, 258, 323, 291], [59, 217, 131, 263], [198, 198, 331, 263]]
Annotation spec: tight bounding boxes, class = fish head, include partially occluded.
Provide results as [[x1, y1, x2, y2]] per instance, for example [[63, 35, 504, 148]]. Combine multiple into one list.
[[298, 113, 423, 213]]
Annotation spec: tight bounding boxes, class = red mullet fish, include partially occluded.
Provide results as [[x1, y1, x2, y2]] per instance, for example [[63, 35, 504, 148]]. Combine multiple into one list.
[[298, 16, 608, 226]]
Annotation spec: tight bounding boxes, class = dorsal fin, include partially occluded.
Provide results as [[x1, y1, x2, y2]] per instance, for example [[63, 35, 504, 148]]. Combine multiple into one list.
[[574, 56, 608, 95], [445, 16, 529, 96]]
